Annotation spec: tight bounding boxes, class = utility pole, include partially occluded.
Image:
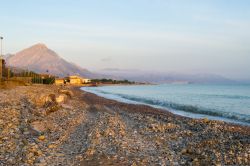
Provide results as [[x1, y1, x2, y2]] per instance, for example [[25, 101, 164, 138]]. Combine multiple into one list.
[[0, 36, 3, 58], [0, 36, 3, 81]]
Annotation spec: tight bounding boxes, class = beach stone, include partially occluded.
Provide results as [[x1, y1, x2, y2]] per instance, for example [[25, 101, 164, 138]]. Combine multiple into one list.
[[56, 94, 68, 104], [23, 131, 30, 135], [85, 148, 95, 156], [38, 135, 46, 141], [48, 144, 57, 149], [58, 89, 73, 98], [31, 121, 47, 133], [35, 94, 56, 107], [27, 159, 34, 165], [0, 83, 250, 166], [203, 118, 209, 123], [181, 149, 187, 154], [45, 105, 61, 115]]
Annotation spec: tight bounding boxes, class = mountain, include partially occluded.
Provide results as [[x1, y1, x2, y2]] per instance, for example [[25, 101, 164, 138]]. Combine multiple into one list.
[[97, 68, 237, 84], [5, 43, 97, 78], [4, 43, 240, 84]]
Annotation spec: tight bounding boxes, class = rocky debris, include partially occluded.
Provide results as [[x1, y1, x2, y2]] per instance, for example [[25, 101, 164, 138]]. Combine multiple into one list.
[[75, 92, 250, 165], [30, 121, 47, 133], [33, 90, 73, 107], [38, 135, 46, 141], [0, 85, 249, 165], [149, 122, 179, 132], [56, 94, 68, 104], [58, 89, 73, 98], [35, 93, 57, 107], [0, 85, 83, 165]]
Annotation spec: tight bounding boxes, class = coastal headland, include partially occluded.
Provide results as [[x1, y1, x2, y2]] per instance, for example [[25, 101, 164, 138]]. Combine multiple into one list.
[[0, 84, 249, 165]]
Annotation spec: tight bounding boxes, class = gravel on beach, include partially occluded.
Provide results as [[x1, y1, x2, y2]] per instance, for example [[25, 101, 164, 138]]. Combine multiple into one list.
[[0, 85, 249, 165]]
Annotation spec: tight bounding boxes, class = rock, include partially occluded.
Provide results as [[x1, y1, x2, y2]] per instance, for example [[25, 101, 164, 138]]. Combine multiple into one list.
[[45, 105, 61, 115], [38, 135, 46, 141], [56, 94, 68, 104], [27, 152, 34, 158], [37, 157, 46, 164], [27, 159, 34, 165], [61, 104, 73, 109], [237, 156, 242, 163], [23, 131, 30, 135], [131, 162, 137, 166], [150, 123, 179, 132], [203, 118, 209, 123], [35, 94, 56, 107], [31, 121, 47, 133], [48, 144, 56, 149], [181, 149, 187, 154], [58, 89, 73, 98], [85, 148, 95, 156]]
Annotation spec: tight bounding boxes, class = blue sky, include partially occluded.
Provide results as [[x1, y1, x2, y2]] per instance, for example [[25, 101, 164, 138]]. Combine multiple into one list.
[[1, 0, 250, 80]]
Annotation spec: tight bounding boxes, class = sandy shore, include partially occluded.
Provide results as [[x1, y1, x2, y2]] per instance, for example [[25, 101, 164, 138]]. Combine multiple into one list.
[[0, 85, 249, 165]]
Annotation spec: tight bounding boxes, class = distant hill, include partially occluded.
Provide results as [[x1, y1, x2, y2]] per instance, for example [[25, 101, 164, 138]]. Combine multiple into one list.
[[5, 43, 98, 78], [97, 68, 238, 84], [4, 43, 241, 84]]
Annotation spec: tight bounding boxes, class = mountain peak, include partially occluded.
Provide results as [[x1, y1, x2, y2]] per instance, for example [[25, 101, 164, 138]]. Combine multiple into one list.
[[30, 43, 48, 50], [5, 43, 97, 78]]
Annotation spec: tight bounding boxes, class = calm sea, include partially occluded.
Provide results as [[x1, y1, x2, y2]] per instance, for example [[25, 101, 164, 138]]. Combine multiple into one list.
[[81, 84, 250, 126]]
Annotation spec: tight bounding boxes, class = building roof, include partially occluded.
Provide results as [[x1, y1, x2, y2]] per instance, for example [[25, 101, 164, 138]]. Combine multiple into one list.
[[69, 75, 82, 79], [55, 78, 65, 80]]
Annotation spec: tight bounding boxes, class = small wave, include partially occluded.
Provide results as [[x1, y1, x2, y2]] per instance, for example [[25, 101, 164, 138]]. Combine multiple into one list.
[[84, 88, 250, 124], [203, 94, 250, 100], [114, 93, 250, 123]]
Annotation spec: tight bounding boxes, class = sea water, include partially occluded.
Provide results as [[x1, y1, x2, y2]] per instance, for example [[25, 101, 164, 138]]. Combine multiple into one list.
[[81, 84, 250, 126]]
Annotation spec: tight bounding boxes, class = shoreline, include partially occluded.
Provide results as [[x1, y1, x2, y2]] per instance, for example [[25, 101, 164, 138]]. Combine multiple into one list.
[[79, 87, 250, 165], [87, 82, 155, 87], [81, 86, 250, 127], [0, 85, 249, 165], [79, 86, 250, 130]]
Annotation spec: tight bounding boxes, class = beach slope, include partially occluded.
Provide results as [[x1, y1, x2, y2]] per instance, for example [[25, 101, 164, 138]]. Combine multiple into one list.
[[0, 85, 249, 165]]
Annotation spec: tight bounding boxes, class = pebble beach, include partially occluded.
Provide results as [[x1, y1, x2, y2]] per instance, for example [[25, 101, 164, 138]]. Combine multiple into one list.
[[0, 85, 249, 165]]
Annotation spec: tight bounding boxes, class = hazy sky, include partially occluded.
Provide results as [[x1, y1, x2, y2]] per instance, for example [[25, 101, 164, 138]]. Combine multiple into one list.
[[1, 0, 250, 80]]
